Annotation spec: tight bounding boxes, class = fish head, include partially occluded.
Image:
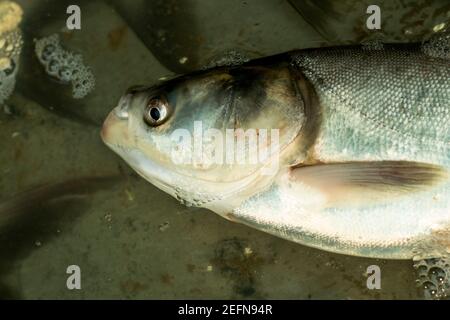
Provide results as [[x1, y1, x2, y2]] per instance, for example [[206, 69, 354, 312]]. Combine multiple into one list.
[[101, 63, 307, 207]]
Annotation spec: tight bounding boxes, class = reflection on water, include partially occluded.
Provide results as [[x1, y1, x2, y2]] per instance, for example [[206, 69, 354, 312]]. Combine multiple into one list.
[[0, 0, 448, 299]]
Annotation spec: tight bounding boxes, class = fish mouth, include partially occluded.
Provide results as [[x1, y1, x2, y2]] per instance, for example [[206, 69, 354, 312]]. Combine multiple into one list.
[[100, 111, 190, 198], [101, 131, 251, 207]]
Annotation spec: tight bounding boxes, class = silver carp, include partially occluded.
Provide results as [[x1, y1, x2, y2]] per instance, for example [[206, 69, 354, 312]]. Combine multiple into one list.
[[101, 40, 450, 260]]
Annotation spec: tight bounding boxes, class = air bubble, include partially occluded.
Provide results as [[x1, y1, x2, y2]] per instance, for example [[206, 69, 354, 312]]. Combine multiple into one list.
[[3, 57, 15, 75], [414, 258, 450, 300], [47, 59, 59, 74], [417, 265, 428, 274], [41, 44, 55, 61], [58, 67, 71, 83], [423, 281, 437, 291], [71, 69, 79, 80], [429, 267, 446, 284]]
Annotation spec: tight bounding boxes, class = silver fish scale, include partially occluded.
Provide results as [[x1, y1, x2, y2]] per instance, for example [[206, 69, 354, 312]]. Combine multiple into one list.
[[292, 46, 450, 166], [228, 46, 450, 259]]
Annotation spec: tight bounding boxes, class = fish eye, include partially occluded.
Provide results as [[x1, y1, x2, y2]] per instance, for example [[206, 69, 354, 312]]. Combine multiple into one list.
[[143, 96, 171, 127]]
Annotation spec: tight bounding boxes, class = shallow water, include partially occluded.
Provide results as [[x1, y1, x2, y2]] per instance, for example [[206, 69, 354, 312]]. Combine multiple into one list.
[[0, 0, 448, 299]]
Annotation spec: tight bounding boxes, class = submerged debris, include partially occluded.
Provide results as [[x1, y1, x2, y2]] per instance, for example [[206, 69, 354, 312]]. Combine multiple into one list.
[[0, 1, 22, 105], [433, 23, 447, 33], [178, 56, 188, 64], [104, 213, 112, 222], [211, 238, 264, 297], [158, 221, 170, 232], [34, 34, 95, 99], [0, 1, 22, 34]]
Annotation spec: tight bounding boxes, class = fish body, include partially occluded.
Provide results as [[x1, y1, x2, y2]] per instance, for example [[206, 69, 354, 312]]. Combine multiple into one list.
[[102, 42, 450, 260]]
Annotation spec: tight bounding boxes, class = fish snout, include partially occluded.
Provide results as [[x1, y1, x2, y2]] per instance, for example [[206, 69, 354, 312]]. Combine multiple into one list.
[[101, 93, 134, 145], [101, 110, 129, 145]]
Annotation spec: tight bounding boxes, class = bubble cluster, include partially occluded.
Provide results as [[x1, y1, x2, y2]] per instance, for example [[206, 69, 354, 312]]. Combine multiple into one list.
[[422, 31, 450, 59], [414, 258, 450, 300], [0, 1, 22, 105], [35, 34, 95, 99], [174, 186, 221, 207]]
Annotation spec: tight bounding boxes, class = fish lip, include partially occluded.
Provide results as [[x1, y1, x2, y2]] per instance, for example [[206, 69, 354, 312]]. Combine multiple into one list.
[[101, 109, 130, 146], [114, 94, 132, 120]]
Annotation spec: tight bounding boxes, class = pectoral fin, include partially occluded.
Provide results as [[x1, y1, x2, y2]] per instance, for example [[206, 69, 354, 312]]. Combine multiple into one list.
[[290, 161, 448, 206]]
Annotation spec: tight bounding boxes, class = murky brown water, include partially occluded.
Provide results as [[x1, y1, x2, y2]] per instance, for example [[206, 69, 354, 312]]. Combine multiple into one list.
[[0, 0, 448, 299]]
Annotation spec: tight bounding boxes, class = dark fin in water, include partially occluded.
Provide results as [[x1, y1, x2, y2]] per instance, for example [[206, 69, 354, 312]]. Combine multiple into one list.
[[0, 175, 121, 227], [0, 175, 121, 298], [290, 161, 447, 206]]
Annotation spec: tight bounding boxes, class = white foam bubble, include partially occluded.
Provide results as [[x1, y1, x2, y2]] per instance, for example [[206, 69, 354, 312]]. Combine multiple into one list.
[[35, 34, 95, 99], [414, 258, 450, 300]]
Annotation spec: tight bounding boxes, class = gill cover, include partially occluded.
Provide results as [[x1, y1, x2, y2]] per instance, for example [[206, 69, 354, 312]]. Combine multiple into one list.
[[130, 60, 307, 183]]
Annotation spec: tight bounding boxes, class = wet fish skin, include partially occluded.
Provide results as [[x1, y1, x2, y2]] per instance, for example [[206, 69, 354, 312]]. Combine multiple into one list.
[[102, 42, 450, 260]]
